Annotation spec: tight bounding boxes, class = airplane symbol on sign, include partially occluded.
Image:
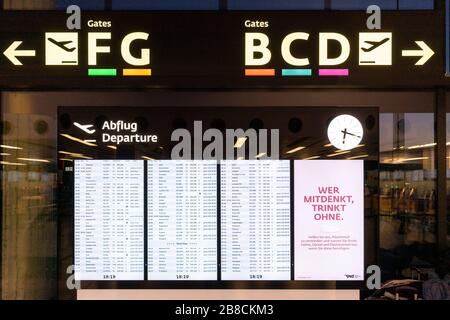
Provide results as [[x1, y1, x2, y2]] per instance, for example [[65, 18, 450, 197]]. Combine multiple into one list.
[[47, 38, 76, 52], [74, 122, 96, 135], [45, 32, 78, 65], [361, 38, 391, 53]]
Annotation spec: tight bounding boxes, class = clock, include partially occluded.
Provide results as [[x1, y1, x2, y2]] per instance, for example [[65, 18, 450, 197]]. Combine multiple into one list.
[[327, 115, 364, 151]]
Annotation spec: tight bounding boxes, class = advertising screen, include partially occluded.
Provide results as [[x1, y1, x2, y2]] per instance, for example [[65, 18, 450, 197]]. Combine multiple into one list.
[[294, 160, 364, 281]]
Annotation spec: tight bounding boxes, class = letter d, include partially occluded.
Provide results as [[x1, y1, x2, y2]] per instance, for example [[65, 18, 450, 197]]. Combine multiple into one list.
[[319, 33, 350, 66], [245, 33, 271, 66]]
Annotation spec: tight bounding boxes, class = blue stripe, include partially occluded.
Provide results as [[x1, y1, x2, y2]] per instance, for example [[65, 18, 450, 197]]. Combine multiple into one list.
[[282, 69, 312, 77]]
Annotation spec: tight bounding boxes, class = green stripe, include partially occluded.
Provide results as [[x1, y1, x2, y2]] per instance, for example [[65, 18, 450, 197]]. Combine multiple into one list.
[[88, 69, 117, 76]]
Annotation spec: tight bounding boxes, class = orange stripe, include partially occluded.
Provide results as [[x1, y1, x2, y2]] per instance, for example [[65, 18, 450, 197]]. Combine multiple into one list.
[[123, 69, 152, 76], [245, 69, 275, 77]]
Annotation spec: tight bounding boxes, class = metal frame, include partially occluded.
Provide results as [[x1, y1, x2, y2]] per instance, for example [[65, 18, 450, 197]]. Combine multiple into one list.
[[104, 0, 112, 11], [436, 0, 448, 252], [0, 0, 445, 301], [436, 88, 448, 251], [0, 90, 3, 299]]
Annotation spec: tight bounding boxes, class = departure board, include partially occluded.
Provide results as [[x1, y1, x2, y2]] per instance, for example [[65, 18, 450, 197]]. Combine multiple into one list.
[[147, 160, 218, 280], [220, 161, 291, 280], [74, 160, 145, 281]]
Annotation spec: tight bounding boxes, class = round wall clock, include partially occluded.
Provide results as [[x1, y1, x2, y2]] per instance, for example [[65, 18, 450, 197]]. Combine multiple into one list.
[[327, 115, 364, 151]]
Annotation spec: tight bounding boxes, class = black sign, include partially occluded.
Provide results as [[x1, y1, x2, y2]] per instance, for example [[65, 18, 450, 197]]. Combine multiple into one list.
[[0, 11, 446, 89], [57, 106, 379, 298]]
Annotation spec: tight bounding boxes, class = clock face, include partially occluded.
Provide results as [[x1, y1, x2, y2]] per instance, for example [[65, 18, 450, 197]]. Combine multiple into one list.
[[327, 115, 364, 151]]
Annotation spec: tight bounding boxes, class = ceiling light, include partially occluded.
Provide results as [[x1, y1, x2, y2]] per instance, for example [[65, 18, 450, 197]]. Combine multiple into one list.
[[303, 156, 320, 160], [407, 143, 436, 150], [0, 161, 26, 166], [327, 151, 351, 157], [234, 137, 247, 148], [1, 145, 22, 150], [286, 146, 305, 154], [348, 154, 368, 160], [17, 158, 51, 163], [395, 157, 429, 163], [60, 134, 97, 147]]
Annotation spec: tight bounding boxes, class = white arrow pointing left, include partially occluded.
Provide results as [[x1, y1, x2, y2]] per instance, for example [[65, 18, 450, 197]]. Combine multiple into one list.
[[3, 41, 36, 66]]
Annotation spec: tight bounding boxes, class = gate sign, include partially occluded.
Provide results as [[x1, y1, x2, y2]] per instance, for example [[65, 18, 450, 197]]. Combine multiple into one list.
[[0, 11, 445, 89]]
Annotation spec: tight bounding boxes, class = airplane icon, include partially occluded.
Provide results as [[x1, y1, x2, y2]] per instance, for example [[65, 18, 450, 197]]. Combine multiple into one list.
[[45, 32, 78, 66], [361, 37, 391, 52], [359, 32, 392, 66], [74, 122, 96, 135], [47, 38, 76, 52]]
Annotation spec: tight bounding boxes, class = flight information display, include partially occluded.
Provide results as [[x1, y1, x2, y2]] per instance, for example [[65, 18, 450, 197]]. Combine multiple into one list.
[[74, 160, 145, 281], [147, 160, 218, 280], [220, 161, 291, 281], [72, 159, 364, 283]]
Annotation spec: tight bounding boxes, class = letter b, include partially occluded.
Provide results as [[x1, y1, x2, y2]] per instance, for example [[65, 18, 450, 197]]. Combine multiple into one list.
[[245, 33, 271, 66]]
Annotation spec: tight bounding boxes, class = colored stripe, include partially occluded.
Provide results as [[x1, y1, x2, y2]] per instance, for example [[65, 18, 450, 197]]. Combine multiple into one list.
[[245, 69, 275, 77], [282, 69, 312, 77], [88, 69, 117, 76], [123, 69, 152, 76], [318, 69, 349, 77]]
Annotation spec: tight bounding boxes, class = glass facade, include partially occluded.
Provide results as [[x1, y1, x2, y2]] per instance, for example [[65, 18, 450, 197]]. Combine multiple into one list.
[[1, 0, 435, 10], [379, 113, 438, 281], [1, 90, 445, 299], [0, 0, 448, 301], [1, 111, 57, 299]]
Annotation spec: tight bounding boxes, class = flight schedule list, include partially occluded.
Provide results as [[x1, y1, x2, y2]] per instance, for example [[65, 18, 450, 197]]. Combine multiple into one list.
[[74, 160, 144, 281], [147, 160, 218, 280], [220, 161, 291, 280]]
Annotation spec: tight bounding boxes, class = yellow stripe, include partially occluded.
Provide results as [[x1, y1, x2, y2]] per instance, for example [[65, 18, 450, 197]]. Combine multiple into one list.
[[123, 69, 152, 76]]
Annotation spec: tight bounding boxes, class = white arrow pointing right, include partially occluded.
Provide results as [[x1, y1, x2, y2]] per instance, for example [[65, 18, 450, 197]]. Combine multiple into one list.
[[3, 41, 36, 66], [402, 41, 435, 66]]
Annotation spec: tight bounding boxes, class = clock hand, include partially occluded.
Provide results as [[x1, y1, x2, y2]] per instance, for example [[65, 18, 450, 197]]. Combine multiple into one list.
[[341, 130, 361, 139], [341, 128, 348, 144]]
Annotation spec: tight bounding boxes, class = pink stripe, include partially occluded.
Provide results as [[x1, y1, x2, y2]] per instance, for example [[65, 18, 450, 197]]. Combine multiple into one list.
[[319, 69, 349, 76]]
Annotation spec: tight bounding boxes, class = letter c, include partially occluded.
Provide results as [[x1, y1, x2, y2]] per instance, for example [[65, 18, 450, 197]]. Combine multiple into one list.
[[281, 32, 310, 66]]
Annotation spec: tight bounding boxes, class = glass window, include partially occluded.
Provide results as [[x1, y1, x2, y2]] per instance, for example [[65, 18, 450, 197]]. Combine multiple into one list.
[[379, 112, 437, 281], [446, 114, 450, 247], [228, 0, 325, 10], [1, 111, 58, 299], [332, 0, 397, 10], [112, 0, 219, 10], [3, 0, 55, 10], [399, 0, 434, 10], [3, 0, 105, 10], [56, 0, 105, 10]]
